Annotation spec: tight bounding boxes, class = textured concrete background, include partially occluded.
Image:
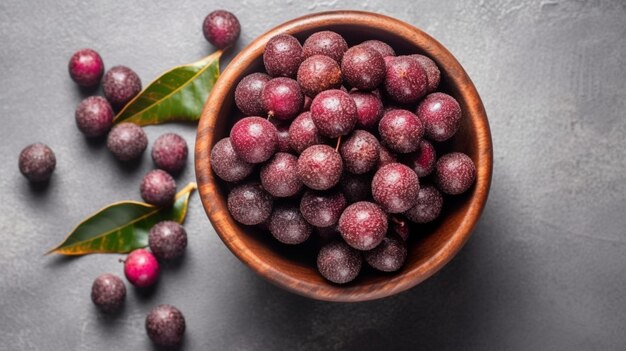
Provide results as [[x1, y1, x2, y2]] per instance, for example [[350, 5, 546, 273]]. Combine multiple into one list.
[[1, 0, 625, 350]]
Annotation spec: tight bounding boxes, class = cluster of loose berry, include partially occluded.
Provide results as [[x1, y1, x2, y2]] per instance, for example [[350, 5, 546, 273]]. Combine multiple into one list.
[[211, 31, 476, 284]]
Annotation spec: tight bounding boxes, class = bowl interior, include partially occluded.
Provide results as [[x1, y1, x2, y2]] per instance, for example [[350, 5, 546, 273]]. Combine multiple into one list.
[[196, 11, 492, 302]]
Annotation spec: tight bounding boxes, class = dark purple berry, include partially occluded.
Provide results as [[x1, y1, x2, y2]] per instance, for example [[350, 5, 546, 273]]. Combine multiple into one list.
[[317, 240, 362, 284], [103, 66, 142, 108], [350, 91, 383, 130], [227, 183, 273, 225], [377, 145, 397, 169], [151, 133, 188, 174], [288, 112, 327, 154], [106, 122, 148, 161], [302, 31, 348, 63], [391, 219, 410, 241], [435, 152, 476, 195], [404, 184, 443, 223], [400, 139, 436, 177], [384, 56, 428, 104], [297, 55, 342, 97], [268, 204, 312, 244], [263, 34, 303, 78], [124, 248, 160, 288], [148, 221, 187, 260], [340, 173, 372, 203], [230, 117, 278, 163], [140, 169, 176, 207], [261, 77, 303, 120], [364, 234, 407, 272], [260, 152, 302, 197], [303, 95, 312, 111], [411, 54, 440, 93], [275, 123, 292, 153], [210, 137, 254, 182], [339, 201, 388, 251], [378, 109, 424, 153], [18, 143, 56, 182], [75, 96, 113, 138], [68, 48, 104, 87], [310, 89, 357, 138], [372, 163, 420, 213], [300, 189, 346, 228], [340, 130, 380, 174], [341, 46, 385, 91], [416, 92, 462, 142], [297, 145, 343, 190], [358, 40, 396, 57], [91, 273, 126, 313], [202, 10, 240, 49], [235, 73, 271, 116], [146, 304, 186, 348]]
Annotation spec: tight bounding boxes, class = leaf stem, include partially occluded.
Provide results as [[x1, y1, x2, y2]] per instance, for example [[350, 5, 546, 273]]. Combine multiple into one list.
[[335, 135, 342, 152]]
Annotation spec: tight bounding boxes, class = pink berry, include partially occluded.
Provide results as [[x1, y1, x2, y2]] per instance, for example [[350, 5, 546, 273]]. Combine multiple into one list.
[[261, 77, 303, 120], [416, 92, 462, 142], [384, 56, 428, 104], [210, 137, 254, 182], [400, 139, 437, 178], [404, 184, 443, 223], [310, 89, 357, 138], [274, 123, 292, 153], [302, 31, 348, 63], [341, 46, 385, 91], [288, 112, 327, 154], [260, 152, 303, 197], [235, 73, 271, 116], [202, 10, 240, 49], [372, 163, 420, 213], [263, 34, 303, 78], [340, 130, 380, 174], [68, 48, 104, 87], [75, 96, 113, 138], [435, 152, 476, 195], [339, 201, 388, 251], [124, 249, 160, 288], [378, 109, 424, 154], [350, 91, 384, 131], [297, 145, 343, 191], [230, 117, 278, 163], [297, 55, 342, 97]]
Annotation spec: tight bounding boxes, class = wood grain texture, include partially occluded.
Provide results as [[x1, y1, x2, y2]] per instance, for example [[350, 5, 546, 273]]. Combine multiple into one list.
[[195, 11, 493, 302]]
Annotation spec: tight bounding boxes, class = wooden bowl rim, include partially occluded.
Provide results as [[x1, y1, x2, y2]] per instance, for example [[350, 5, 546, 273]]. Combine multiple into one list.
[[195, 10, 493, 302]]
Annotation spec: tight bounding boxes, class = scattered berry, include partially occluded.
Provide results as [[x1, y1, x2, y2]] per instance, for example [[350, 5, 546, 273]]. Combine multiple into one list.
[[103, 66, 142, 108], [435, 152, 476, 195], [149, 221, 187, 260], [339, 201, 388, 251], [18, 143, 56, 182], [235, 73, 271, 116], [263, 34, 303, 78], [106, 122, 148, 161], [317, 240, 362, 284], [372, 163, 420, 213], [230, 116, 278, 163], [75, 96, 113, 138], [297, 144, 343, 190], [227, 183, 273, 225], [140, 169, 176, 207], [404, 184, 443, 223], [68, 48, 104, 87], [124, 249, 160, 288], [202, 10, 240, 49], [416, 92, 462, 142], [302, 31, 348, 63], [91, 273, 126, 313], [146, 304, 186, 348], [151, 133, 188, 174]]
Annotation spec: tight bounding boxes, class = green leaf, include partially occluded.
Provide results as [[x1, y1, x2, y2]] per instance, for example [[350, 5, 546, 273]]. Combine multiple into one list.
[[113, 51, 222, 126], [46, 182, 197, 256]]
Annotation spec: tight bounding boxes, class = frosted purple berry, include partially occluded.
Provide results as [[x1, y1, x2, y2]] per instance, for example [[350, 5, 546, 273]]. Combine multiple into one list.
[[435, 152, 476, 195], [288, 112, 327, 153], [275, 123, 292, 153], [146, 304, 186, 348], [404, 184, 443, 223], [202, 10, 240, 49], [106, 122, 147, 161], [341, 46, 385, 91], [297, 145, 343, 190], [384, 56, 428, 104], [140, 169, 176, 207], [364, 234, 407, 272], [235, 73, 271, 116], [297, 55, 342, 97], [260, 152, 303, 197], [268, 204, 312, 244], [340, 173, 372, 203], [151, 133, 188, 174], [377, 145, 397, 169], [310, 89, 357, 138], [18, 143, 56, 182], [103, 66, 142, 108], [91, 273, 126, 313], [400, 139, 436, 177], [416, 92, 462, 142], [261, 77, 303, 120], [210, 137, 254, 182], [68, 48, 104, 87], [227, 183, 273, 225], [263, 34, 303, 78], [149, 221, 187, 260], [317, 240, 362, 284], [378, 109, 424, 153], [372, 163, 420, 213], [302, 31, 348, 63], [350, 91, 384, 130], [340, 130, 380, 174], [75, 96, 113, 138], [411, 54, 440, 93], [358, 40, 396, 57], [230, 116, 278, 163], [300, 189, 346, 228], [339, 201, 388, 251], [124, 248, 160, 288]]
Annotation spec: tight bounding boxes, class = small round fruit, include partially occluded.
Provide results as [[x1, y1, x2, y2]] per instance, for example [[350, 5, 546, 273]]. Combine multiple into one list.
[[358, 40, 396, 57], [149, 221, 187, 260], [364, 234, 407, 272], [124, 249, 160, 288], [227, 183, 273, 225], [288, 112, 327, 154], [274, 123, 292, 153], [400, 139, 436, 177], [235, 73, 271, 116], [416, 92, 462, 142], [68, 48, 104, 87], [411, 54, 440, 93], [435, 152, 476, 195], [151, 133, 188, 174], [103, 66, 142, 108], [340, 130, 380, 174], [310, 89, 357, 138], [297, 145, 343, 190], [91, 273, 126, 313], [340, 173, 371, 203], [341, 46, 385, 91], [261, 77, 303, 120], [75, 96, 113, 138], [263, 34, 303, 78], [317, 240, 362, 284], [372, 163, 420, 213], [297, 55, 342, 97], [202, 10, 240, 49], [140, 169, 176, 207], [260, 152, 302, 197], [338, 201, 388, 251], [146, 304, 186, 348], [404, 184, 443, 223], [384, 56, 428, 104], [230, 117, 278, 163], [268, 205, 312, 244], [302, 31, 348, 63], [350, 91, 383, 130], [18, 143, 56, 182], [106, 122, 148, 161], [300, 190, 346, 228], [303, 95, 312, 111], [210, 137, 254, 182], [377, 145, 397, 169], [378, 109, 424, 153]]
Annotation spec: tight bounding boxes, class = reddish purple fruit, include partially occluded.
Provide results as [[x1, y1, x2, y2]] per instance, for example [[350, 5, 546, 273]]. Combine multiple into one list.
[[340, 130, 380, 174], [274, 123, 292, 153], [384, 56, 428, 104], [263, 34, 303, 78], [317, 240, 362, 284], [297, 145, 343, 190], [358, 40, 396, 57], [288, 112, 327, 154], [400, 139, 436, 177], [416, 92, 462, 142], [378, 109, 424, 153], [68, 48, 104, 87], [372, 163, 420, 213], [227, 183, 273, 225], [340, 173, 372, 203], [339, 201, 388, 251], [151, 133, 188, 174], [391, 219, 410, 241], [124, 249, 160, 288], [268, 204, 312, 244], [350, 91, 384, 131], [377, 145, 398, 169], [310, 89, 357, 138], [202, 10, 240, 49], [148, 221, 187, 260], [260, 152, 303, 197], [75, 96, 113, 138], [146, 304, 186, 348], [91, 273, 126, 313], [411, 54, 440, 93], [106, 122, 148, 161], [18, 143, 56, 182], [230, 117, 278, 163], [364, 234, 407, 272], [404, 184, 443, 223], [435, 152, 476, 195], [303, 95, 312, 111], [140, 169, 177, 207], [297, 55, 342, 97], [300, 190, 346, 228], [103, 66, 142, 108], [261, 77, 303, 120], [210, 137, 254, 182], [235, 73, 271, 116], [302, 31, 348, 63], [341, 46, 385, 91]]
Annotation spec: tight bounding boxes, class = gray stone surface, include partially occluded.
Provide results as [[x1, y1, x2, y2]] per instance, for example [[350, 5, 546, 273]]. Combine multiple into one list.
[[1, 0, 625, 350]]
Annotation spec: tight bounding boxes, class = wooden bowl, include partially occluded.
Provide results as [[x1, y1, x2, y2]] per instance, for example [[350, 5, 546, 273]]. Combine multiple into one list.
[[195, 10, 492, 302]]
